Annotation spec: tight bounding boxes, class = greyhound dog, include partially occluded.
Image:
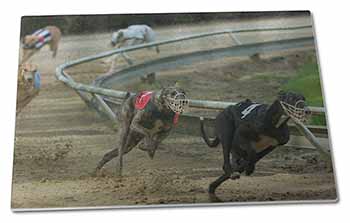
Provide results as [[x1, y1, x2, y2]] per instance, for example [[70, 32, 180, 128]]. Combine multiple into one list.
[[21, 26, 61, 64], [95, 85, 189, 175], [18, 63, 38, 86], [17, 63, 41, 114], [109, 25, 159, 71], [200, 91, 310, 195]]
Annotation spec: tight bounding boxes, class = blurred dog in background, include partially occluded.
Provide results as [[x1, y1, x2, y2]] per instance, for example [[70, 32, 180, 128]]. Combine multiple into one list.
[[109, 24, 159, 72], [21, 26, 61, 64]]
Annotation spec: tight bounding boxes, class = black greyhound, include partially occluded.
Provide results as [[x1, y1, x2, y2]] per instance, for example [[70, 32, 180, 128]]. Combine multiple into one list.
[[200, 91, 310, 195]]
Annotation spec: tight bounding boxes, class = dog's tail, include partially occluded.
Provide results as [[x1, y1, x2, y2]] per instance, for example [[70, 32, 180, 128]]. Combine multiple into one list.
[[200, 117, 220, 147]]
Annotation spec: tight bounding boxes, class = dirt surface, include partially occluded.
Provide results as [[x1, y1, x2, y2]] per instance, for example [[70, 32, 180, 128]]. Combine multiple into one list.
[[12, 16, 337, 210]]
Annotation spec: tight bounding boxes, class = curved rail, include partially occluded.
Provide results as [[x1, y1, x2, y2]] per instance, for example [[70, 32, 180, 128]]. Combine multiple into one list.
[[56, 25, 312, 74], [56, 25, 320, 112]]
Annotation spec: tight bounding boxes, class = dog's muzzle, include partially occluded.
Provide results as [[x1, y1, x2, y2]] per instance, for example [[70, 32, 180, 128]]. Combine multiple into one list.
[[165, 93, 189, 114], [280, 100, 310, 123]]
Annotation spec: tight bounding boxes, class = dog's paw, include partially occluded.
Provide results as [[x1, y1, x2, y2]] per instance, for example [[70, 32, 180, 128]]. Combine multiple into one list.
[[91, 168, 103, 177], [237, 158, 248, 173], [208, 184, 217, 194], [245, 164, 255, 176], [147, 149, 156, 159], [208, 192, 223, 202]]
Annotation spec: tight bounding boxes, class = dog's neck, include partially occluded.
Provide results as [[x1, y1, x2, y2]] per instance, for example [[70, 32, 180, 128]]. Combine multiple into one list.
[[274, 100, 291, 128], [275, 115, 290, 128], [153, 91, 173, 114], [263, 100, 289, 129]]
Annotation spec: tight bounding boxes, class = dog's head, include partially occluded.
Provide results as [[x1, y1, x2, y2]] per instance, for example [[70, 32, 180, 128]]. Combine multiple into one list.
[[18, 63, 37, 84], [278, 90, 311, 122], [111, 31, 123, 47], [22, 35, 39, 49], [159, 85, 189, 114]]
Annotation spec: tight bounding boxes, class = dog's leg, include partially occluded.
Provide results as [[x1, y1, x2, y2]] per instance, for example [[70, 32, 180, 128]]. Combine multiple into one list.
[[118, 126, 133, 176], [237, 140, 257, 176], [117, 109, 153, 175], [21, 49, 36, 64], [119, 132, 144, 175], [232, 123, 259, 176], [120, 39, 139, 65], [52, 49, 57, 58], [144, 128, 171, 159], [208, 114, 235, 194], [95, 125, 129, 172], [109, 54, 119, 73], [255, 146, 276, 162], [215, 114, 234, 174], [95, 130, 142, 175], [209, 173, 231, 194], [95, 146, 119, 171], [121, 53, 133, 65], [50, 42, 58, 58], [52, 44, 58, 58], [229, 149, 242, 179]]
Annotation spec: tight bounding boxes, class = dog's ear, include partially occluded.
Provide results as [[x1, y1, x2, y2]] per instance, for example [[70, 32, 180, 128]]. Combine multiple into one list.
[[264, 100, 284, 128]]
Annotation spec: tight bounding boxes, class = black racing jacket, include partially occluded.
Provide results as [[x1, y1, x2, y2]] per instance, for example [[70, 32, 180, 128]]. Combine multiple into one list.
[[223, 99, 290, 145]]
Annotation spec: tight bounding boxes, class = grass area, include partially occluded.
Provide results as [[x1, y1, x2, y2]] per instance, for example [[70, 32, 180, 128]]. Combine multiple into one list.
[[282, 57, 326, 125]]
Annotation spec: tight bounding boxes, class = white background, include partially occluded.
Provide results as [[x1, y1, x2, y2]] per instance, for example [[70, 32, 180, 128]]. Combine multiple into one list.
[[1, 0, 349, 222]]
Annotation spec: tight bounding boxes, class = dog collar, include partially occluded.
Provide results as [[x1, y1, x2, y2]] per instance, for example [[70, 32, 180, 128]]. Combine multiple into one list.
[[173, 113, 180, 125]]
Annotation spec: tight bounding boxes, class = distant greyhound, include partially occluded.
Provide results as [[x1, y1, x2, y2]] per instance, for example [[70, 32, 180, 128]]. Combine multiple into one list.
[[21, 26, 61, 64], [109, 25, 159, 71]]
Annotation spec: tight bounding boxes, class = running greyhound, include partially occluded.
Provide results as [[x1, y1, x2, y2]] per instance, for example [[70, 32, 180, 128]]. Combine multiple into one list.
[[109, 24, 159, 71], [200, 91, 310, 196], [21, 26, 61, 64], [95, 85, 189, 176]]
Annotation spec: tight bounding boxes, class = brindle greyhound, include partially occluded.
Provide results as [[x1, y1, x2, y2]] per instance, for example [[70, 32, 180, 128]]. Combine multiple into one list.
[[95, 85, 188, 175], [200, 91, 310, 196]]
